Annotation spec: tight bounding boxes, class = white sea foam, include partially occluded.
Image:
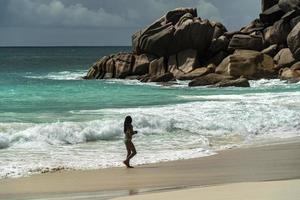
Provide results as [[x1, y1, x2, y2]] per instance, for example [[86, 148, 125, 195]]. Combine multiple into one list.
[[106, 78, 299, 89], [249, 79, 300, 88], [25, 70, 86, 80], [103, 78, 191, 88], [179, 91, 300, 101], [107, 78, 295, 89], [0, 120, 123, 149], [0, 133, 9, 149], [1, 79, 300, 178], [0, 115, 216, 178]]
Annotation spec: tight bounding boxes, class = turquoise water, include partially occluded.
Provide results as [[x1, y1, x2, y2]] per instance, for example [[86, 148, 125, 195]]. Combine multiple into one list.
[[1, 47, 300, 178]]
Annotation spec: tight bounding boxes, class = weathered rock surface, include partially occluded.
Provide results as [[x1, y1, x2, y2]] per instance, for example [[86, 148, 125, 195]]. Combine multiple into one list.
[[274, 48, 297, 68], [261, 44, 279, 57], [149, 57, 166, 76], [291, 61, 300, 70], [279, 62, 300, 81], [260, 4, 285, 24], [168, 49, 199, 78], [84, 53, 136, 79], [211, 21, 228, 39], [290, 15, 300, 27], [287, 22, 300, 60], [278, 0, 300, 13], [84, 3, 300, 87], [241, 19, 265, 34], [206, 51, 229, 66], [114, 53, 134, 78], [215, 77, 250, 87], [85, 56, 110, 79], [282, 9, 300, 22], [104, 58, 115, 79], [188, 73, 250, 87], [132, 8, 215, 57], [149, 73, 175, 82], [132, 54, 155, 75], [229, 34, 264, 51], [177, 67, 212, 80], [216, 50, 275, 79], [188, 73, 234, 87], [208, 36, 230, 54], [262, 0, 279, 12], [264, 19, 291, 45]]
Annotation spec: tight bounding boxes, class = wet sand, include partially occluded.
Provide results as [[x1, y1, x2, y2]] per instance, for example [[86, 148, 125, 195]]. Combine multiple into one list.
[[0, 141, 300, 200]]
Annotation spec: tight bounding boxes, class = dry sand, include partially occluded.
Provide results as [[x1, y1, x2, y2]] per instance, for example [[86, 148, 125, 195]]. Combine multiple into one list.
[[113, 179, 300, 200], [112, 179, 300, 200], [0, 141, 299, 200]]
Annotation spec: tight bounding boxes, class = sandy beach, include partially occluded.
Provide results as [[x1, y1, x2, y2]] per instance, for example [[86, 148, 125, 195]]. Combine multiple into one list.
[[112, 179, 300, 200], [0, 140, 299, 200], [2, 0, 300, 199]]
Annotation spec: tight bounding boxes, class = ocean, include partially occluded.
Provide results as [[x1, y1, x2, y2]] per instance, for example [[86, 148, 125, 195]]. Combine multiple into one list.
[[1, 46, 300, 179]]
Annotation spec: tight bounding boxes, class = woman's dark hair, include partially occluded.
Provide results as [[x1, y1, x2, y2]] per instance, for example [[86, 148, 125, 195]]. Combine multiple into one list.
[[124, 116, 132, 132]]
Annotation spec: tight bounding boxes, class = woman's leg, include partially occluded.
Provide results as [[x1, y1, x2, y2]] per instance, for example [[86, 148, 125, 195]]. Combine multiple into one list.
[[123, 141, 137, 168], [125, 142, 131, 159], [127, 141, 137, 160], [123, 142, 131, 167]]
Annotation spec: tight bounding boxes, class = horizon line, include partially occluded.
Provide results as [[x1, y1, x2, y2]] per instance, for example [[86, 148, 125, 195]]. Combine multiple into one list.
[[0, 45, 132, 48]]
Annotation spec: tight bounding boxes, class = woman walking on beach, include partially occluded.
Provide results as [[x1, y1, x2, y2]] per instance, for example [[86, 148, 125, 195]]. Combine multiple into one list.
[[123, 116, 138, 168]]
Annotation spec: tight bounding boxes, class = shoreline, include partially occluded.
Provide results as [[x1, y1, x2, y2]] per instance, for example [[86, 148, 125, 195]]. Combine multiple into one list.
[[2, 136, 298, 179], [1, 139, 300, 200]]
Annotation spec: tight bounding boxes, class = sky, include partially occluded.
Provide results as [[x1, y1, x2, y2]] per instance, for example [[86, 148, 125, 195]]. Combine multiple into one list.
[[0, 0, 260, 46]]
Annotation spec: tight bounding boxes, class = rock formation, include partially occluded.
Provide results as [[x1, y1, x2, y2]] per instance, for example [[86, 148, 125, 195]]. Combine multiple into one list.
[[279, 61, 300, 81], [132, 8, 215, 57], [274, 48, 297, 69], [288, 22, 300, 59], [188, 73, 250, 87], [216, 50, 275, 79], [85, 1, 300, 86]]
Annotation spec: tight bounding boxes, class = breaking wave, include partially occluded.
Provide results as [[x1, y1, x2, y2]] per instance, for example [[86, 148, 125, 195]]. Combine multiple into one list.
[[1, 79, 300, 178], [2, 90, 300, 150], [24, 70, 86, 80]]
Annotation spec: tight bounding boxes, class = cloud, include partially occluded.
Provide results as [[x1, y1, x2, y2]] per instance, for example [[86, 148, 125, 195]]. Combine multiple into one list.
[[196, 0, 221, 21], [0, 0, 261, 46], [7, 0, 131, 27], [5, 0, 222, 28]]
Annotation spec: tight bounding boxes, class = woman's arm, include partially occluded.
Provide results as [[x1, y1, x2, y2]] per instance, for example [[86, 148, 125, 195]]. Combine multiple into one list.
[[129, 127, 138, 136]]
